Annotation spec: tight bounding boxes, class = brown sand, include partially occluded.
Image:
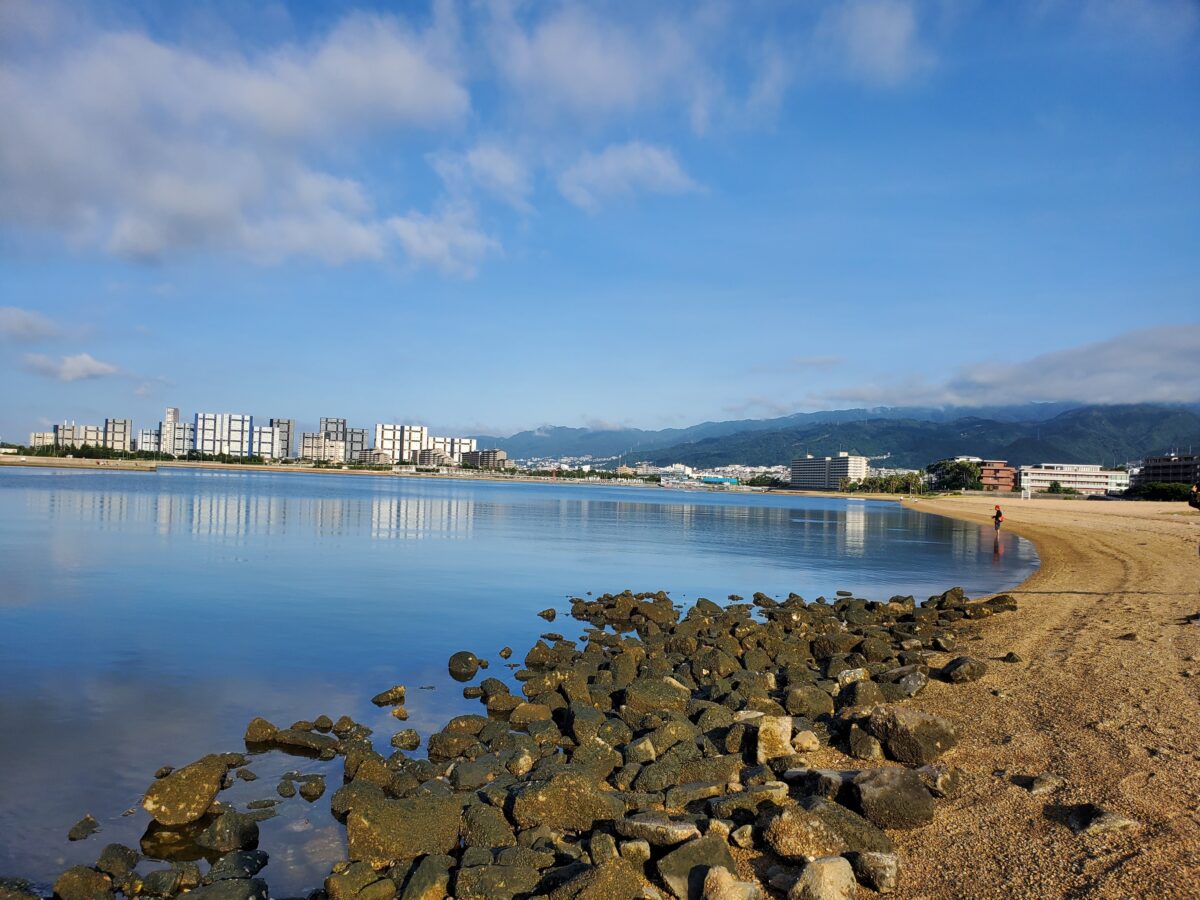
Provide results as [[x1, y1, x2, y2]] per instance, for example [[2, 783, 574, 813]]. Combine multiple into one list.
[[880, 496, 1200, 898]]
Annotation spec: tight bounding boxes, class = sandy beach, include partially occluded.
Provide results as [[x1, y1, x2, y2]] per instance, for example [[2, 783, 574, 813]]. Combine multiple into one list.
[[883, 496, 1200, 898]]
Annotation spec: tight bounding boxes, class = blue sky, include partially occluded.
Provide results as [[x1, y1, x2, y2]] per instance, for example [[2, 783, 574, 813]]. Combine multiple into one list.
[[1, 0, 1198, 440]]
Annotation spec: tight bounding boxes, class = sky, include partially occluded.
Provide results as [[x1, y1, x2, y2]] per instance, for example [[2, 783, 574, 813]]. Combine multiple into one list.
[[1, 0, 1198, 440]]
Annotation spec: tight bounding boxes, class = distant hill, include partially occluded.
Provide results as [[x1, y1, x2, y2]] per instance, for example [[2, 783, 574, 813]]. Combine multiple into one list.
[[643, 404, 1200, 469], [472, 402, 1082, 460]]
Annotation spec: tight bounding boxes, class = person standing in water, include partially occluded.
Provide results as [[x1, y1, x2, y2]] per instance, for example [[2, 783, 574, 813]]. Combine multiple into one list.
[[992, 504, 1004, 533]]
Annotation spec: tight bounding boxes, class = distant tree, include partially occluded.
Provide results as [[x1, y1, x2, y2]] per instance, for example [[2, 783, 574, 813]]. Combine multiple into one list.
[[1126, 481, 1192, 501], [926, 459, 982, 491]]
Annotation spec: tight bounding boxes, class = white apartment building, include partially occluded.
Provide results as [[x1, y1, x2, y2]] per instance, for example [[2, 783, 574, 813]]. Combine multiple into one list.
[[29, 431, 54, 448], [162, 421, 195, 457], [195, 413, 253, 457], [164, 407, 180, 428], [137, 428, 161, 453], [790, 452, 869, 490], [1018, 463, 1129, 496], [300, 432, 346, 463], [104, 418, 132, 452], [252, 425, 285, 460], [53, 422, 104, 448], [320, 418, 347, 439], [374, 424, 429, 463], [269, 418, 295, 458], [449, 437, 477, 461]]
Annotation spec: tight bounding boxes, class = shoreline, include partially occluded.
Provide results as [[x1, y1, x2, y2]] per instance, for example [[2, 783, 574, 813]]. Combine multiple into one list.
[[884, 495, 1200, 898]]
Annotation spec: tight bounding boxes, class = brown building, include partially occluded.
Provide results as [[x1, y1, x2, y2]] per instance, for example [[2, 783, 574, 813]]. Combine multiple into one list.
[[980, 459, 1016, 492]]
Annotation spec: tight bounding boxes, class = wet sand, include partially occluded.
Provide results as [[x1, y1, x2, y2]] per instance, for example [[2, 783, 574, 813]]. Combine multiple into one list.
[[887, 496, 1200, 898]]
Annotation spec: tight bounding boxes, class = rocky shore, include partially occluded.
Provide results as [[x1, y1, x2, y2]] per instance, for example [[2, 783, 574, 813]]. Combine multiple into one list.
[[1, 577, 1098, 900]]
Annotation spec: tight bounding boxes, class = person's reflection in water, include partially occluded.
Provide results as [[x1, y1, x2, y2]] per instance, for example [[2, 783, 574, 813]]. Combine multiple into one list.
[[993, 534, 1005, 564]]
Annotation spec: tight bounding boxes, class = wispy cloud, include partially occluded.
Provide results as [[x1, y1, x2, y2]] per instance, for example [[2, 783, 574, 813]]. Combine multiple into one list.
[[752, 355, 845, 374], [0, 307, 60, 342], [432, 143, 533, 212], [818, 0, 933, 87], [558, 142, 699, 211], [810, 325, 1200, 408], [387, 203, 499, 276], [21, 352, 119, 382]]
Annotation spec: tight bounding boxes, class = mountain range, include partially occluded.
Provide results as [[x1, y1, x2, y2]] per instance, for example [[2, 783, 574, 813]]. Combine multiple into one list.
[[474, 403, 1200, 470]]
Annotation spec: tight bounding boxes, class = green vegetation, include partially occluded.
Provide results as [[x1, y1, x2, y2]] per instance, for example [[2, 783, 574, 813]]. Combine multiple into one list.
[[1044, 480, 1079, 495], [840, 473, 927, 494], [926, 458, 982, 491], [744, 475, 789, 488], [1126, 481, 1194, 502]]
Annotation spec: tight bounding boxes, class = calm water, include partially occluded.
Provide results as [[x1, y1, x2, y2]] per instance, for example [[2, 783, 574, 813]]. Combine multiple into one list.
[[0, 467, 1036, 889]]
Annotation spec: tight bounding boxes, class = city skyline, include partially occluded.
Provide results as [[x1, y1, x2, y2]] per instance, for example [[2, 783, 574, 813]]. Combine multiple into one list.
[[2, 1, 1198, 439]]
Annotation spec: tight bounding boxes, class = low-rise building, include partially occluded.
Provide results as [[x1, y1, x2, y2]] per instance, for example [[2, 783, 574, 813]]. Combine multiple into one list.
[[462, 448, 512, 469], [979, 459, 1016, 492], [1018, 463, 1129, 496], [1133, 454, 1200, 487], [417, 448, 454, 466], [790, 452, 869, 490]]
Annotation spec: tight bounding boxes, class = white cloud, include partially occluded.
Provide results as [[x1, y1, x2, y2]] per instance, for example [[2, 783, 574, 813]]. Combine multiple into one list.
[[818, 0, 932, 87], [558, 142, 699, 211], [0, 307, 60, 342], [815, 326, 1200, 408], [387, 204, 499, 276], [0, 7, 468, 267], [21, 352, 119, 382], [432, 143, 533, 211]]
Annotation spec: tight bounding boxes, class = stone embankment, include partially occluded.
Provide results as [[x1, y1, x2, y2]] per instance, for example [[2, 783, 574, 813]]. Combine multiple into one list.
[[8, 586, 1108, 900]]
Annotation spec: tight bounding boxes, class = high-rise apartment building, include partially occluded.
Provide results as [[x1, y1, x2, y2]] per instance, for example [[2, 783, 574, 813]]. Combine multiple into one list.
[[164, 407, 180, 428], [195, 413, 253, 457], [137, 428, 161, 453], [53, 422, 104, 448], [319, 418, 347, 439], [790, 453, 869, 490], [269, 418, 295, 458], [300, 432, 346, 463], [162, 421, 195, 456], [29, 431, 54, 448], [104, 418, 132, 452], [449, 438, 477, 461], [252, 425, 285, 460], [374, 424, 429, 463]]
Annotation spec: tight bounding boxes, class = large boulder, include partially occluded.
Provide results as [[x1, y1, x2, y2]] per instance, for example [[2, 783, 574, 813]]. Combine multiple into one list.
[[398, 855, 454, 900], [756, 716, 794, 764], [547, 858, 645, 900], [181, 880, 268, 900], [615, 812, 701, 847], [867, 707, 958, 765], [852, 769, 935, 829], [142, 757, 227, 826], [52, 867, 113, 900], [941, 657, 987, 684], [509, 771, 623, 832], [622, 677, 691, 716], [785, 687, 834, 719], [764, 804, 849, 861], [346, 795, 462, 863], [702, 866, 764, 900], [656, 834, 737, 900], [195, 811, 259, 853]]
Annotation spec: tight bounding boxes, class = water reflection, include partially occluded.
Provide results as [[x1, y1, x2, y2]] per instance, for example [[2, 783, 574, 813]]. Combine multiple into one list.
[[0, 469, 1037, 890]]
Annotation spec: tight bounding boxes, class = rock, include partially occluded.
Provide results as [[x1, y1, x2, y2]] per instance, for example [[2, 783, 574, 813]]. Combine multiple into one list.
[[463, 803, 517, 849], [847, 725, 884, 762], [787, 856, 855, 900], [623, 677, 691, 716], [538, 608, 557, 621], [764, 805, 850, 861], [299, 776, 326, 802], [277, 780, 296, 798], [454, 865, 541, 899], [915, 764, 961, 798], [347, 794, 463, 863], [615, 812, 701, 846], [785, 687, 834, 719], [195, 811, 260, 853], [657, 834, 738, 900], [510, 771, 624, 832], [1067, 803, 1138, 835], [399, 855, 454, 900], [730, 824, 755, 849], [181, 879, 268, 900], [703, 866, 764, 900], [53, 866, 113, 900], [852, 768, 935, 830], [847, 851, 899, 894], [1002, 652, 1022, 663], [94, 843, 138, 879], [68, 814, 101, 841], [757, 716, 794, 764], [141, 867, 184, 897], [1028, 773, 1065, 796], [142, 756, 227, 826], [449, 651, 481, 682], [499, 646, 513, 659], [797, 797, 893, 854], [243, 718, 277, 744], [391, 729, 420, 751], [942, 656, 987, 683], [371, 685, 407, 706], [867, 707, 958, 765], [547, 858, 646, 900], [793, 730, 821, 753], [269, 728, 339, 754], [206, 851, 269, 883], [325, 861, 390, 900]]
